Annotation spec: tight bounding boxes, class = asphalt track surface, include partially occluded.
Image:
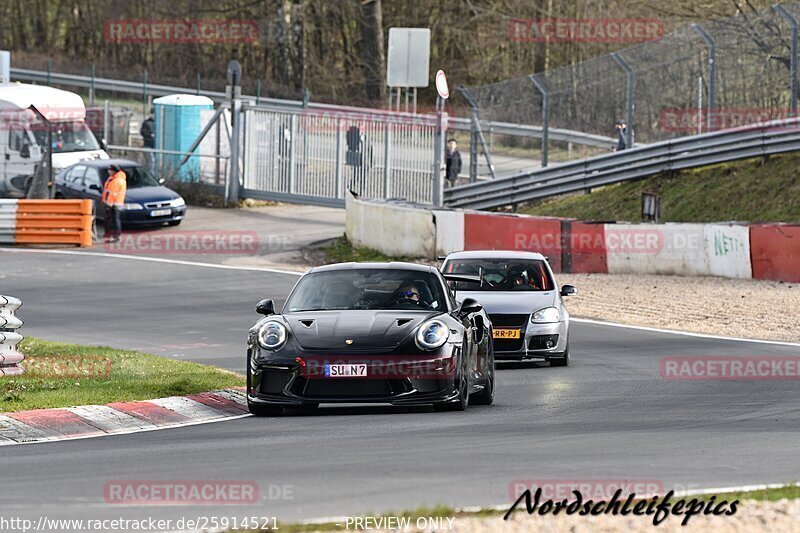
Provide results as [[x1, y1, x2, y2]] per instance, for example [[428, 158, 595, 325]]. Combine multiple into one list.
[[1, 249, 798, 525]]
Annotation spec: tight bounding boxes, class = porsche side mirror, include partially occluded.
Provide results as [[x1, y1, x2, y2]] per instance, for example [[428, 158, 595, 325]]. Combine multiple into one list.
[[255, 298, 275, 315], [459, 297, 482, 316], [560, 285, 577, 297]]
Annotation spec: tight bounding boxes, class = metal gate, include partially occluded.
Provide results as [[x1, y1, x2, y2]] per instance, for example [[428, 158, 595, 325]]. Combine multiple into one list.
[[242, 106, 443, 207]]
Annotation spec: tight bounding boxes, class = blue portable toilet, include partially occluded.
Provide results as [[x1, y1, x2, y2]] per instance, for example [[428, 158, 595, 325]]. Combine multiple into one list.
[[153, 94, 214, 182]]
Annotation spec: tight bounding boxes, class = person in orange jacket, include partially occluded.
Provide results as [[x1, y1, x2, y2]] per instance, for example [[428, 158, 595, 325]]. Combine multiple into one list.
[[102, 164, 127, 242]]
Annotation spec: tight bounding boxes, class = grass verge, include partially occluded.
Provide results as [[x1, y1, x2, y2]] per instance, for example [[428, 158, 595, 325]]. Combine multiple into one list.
[[319, 236, 414, 264], [1, 337, 243, 412], [520, 153, 800, 223]]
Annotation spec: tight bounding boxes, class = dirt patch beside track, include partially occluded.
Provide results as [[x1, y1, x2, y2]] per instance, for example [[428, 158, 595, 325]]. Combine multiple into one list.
[[560, 273, 800, 343]]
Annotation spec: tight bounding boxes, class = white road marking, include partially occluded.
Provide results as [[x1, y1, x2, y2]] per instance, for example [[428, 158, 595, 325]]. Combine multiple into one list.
[[572, 318, 800, 347], [0, 247, 305, 276]]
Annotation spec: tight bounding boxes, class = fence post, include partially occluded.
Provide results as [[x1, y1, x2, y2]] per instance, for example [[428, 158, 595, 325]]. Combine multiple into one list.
[[335, 118, 343, 198], [46, 59, 51, 85], [288, 114, 297, 194], [143, 69, 148, 118], [0, 295, 24, 376], [611, 52, 635, 148], [383, 121, 391, 199], [458, 85, 496, 181], [774, 4, 799, 116], [196, 73, 201, 95], [432, 111, 444, 207], [227, 61, 242, 205], [528, 74, 550, 167], [692, 24, 717, 128], [89, 64, 96, 106]]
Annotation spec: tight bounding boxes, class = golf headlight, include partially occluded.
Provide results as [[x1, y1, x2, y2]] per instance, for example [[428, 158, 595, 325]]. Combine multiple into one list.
[[122, 202, 143, 210], [415, 319, 450, 350], [531, 307, 560, 323], [258, 321, 287, 350], [171, 197, 185, 207]]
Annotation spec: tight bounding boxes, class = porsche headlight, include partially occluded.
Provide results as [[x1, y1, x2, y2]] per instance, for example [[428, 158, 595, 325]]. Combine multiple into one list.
[[415, 319, 450, 350], [531, 307, 560, 323], [258, 320, 287, 350]]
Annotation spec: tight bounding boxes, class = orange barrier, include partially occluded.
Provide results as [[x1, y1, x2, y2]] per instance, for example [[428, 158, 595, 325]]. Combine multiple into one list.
[[14, 200, 93, 247]]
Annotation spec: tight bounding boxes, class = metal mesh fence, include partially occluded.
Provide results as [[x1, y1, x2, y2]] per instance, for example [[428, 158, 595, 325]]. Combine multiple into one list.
[[464, 3, 800, 145], [243, 107, 438, 204]]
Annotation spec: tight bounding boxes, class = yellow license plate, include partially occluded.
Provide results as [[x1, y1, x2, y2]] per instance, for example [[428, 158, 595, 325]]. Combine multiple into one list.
[[493, 328, 520, 339]]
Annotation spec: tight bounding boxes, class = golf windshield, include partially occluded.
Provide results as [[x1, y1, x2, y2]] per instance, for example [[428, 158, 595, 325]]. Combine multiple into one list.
[[444, 258, 554, 291], [120, 166, 160, 188], [285, 269, 447, 312], [32, 121, 101, 154]]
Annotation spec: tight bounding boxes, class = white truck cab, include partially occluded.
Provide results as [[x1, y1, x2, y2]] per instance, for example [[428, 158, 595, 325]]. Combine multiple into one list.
[[0, 83, 108, 197]]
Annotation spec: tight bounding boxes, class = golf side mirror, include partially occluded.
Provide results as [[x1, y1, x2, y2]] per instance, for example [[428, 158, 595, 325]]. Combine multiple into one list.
[[560, 285, 577, 297]]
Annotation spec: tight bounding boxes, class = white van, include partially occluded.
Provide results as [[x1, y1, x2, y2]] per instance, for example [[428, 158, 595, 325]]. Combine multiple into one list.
[[0, 83, 108, 197]]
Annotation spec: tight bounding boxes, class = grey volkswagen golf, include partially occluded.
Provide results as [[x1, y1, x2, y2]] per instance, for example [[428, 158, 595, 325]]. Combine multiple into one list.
[[441, 250, 577, 366]]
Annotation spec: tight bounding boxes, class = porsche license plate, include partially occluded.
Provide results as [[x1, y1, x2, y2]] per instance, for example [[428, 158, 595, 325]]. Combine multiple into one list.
[[493, 328, 521, 339], [150, 209, 171, 217], [324, 364, 367, 377]]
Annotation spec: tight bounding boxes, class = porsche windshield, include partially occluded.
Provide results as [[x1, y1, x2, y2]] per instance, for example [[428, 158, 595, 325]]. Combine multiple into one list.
[[285, 269, 447, 312], [444, 258, 554, 291]]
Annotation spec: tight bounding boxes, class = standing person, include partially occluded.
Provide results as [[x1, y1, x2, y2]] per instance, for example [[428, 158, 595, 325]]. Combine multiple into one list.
[[140, 109, 156, 172], [614, 120, 630, 151], [445, 138, 462, 186], [102, 164, 127, 243]]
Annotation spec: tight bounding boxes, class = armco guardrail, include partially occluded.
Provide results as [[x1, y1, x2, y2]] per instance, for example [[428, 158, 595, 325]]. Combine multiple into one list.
[[0, 199, 93, 247], [0, 295, 24, 376], [448, 117, 616, 149], [444, 118, 800, 210]]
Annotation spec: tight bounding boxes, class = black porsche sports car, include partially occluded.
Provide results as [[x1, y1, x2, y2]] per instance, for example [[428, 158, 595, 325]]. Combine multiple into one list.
[[246, 262, 494, 415]]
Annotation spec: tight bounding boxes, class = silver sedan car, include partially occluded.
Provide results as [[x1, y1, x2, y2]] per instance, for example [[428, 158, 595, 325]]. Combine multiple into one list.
[[441, 250, 577, 366]]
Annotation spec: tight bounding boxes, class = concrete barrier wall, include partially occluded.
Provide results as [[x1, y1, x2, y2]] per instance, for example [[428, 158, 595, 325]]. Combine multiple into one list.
[[345, 197, 798, 282], [606, 223, 708, 275], [606, 223, 751, 277], [569, 222, 608, 274], [464, 213, 563, 271], [750, 224, 800, 282], [346, 196, 435, 258], [705, 224, 752, 278], [432, 210, 464, 256]]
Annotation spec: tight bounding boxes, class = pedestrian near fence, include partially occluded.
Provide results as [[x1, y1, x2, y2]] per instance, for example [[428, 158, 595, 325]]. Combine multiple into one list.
[[102, 164, 127, 243]]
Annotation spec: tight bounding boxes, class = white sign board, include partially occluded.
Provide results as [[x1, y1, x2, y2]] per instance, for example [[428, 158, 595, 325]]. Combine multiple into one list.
[[387, 28, 431, 88], [0, 51, 10, 83]]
